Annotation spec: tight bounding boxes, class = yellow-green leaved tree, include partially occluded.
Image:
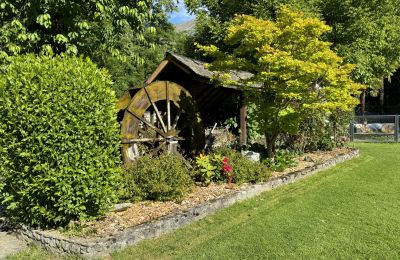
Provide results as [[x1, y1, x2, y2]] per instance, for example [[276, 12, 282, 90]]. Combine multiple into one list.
[[198, 6, 364, 157]]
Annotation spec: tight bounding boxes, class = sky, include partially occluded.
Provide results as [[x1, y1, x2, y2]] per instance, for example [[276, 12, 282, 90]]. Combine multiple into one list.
[[168, 2, 195, 24]]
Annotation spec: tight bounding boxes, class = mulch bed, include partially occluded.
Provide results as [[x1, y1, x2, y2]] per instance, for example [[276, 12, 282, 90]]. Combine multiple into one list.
[[52, 147, 353, 239]]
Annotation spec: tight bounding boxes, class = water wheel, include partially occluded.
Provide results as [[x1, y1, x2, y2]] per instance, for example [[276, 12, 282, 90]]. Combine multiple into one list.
[[121, 81, 205, 163]]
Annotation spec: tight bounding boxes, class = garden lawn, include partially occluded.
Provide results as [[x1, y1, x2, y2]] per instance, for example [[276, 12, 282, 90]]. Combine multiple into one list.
[[10, 143, 400, 259]]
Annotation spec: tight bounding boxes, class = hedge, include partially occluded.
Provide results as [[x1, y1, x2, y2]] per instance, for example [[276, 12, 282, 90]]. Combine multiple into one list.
[[0, 54, 121, 227]]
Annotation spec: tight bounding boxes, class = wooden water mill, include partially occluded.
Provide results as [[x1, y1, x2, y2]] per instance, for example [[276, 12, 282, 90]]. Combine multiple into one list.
[[118, 52, 252, 164], [119, 81, 204, 162]]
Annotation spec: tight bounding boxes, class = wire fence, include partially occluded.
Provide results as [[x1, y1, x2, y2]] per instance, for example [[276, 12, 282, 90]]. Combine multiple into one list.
[[350, 115, 399, 142]]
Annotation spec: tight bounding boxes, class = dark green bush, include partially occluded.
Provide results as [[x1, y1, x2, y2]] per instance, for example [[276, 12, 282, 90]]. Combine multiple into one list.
[[212, 147, 270, 184], [120, 154, 193, 202], [0, 54, 121, 227]]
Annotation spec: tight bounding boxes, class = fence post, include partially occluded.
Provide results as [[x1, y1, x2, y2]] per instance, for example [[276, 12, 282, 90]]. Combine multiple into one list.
[[350, 118, 354, 142], [395, 115, 399, 142]]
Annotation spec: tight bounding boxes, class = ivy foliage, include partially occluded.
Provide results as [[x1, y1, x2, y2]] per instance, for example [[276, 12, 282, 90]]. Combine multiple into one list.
[[198, 6, 364, 157], [0, 55, 121, 227]]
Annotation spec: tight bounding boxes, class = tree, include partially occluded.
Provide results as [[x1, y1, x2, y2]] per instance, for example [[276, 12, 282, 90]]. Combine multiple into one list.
[[198, 6, 364, 157], [0, 0, 177, 63], [97, 22, 187, 96], [182, 0, 320, 58], [320, 0, 400, 114], [185, 0, 400, 115]]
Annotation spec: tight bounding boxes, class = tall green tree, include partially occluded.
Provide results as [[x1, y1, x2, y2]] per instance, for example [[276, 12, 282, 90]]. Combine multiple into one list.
[[185, 0, 400, 114], [320, 0, 400, 114], [0, 0, 176, 63], [198, 7, 364, 157], [182, 0, 319, 58], [100, 25, 187, 96]]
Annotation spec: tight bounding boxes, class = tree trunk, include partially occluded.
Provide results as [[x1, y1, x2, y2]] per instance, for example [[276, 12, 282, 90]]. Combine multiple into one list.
[[379, 77, 385, 115], [266, 133, 278, 158], [360, 90, 366, 115]]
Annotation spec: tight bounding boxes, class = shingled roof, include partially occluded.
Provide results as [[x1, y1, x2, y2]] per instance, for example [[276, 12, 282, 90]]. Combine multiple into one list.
[[147, 52, 255, 88]]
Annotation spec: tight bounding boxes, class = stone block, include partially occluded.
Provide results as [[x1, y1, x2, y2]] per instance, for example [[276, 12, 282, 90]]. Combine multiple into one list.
[[241, 150, 261, 162]]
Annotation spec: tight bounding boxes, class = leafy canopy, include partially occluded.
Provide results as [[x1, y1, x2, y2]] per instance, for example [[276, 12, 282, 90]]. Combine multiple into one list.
[[321, 0, 400, 89], [185, 0, 400, 90], [198, 6, 364, 156], [0, 0, 176, 63]]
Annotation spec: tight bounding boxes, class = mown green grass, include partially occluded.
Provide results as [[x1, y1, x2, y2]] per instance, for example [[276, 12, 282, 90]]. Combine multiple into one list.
[[10, 143, 400, 259]]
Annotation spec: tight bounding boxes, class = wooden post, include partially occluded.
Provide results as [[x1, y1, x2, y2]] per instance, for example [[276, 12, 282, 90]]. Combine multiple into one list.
[[379, 77, 385, 115], [395, 115, 399, 142], [350, 117, 355, 142], [360, 90, 366, 115], [240, 104, 247, 147]]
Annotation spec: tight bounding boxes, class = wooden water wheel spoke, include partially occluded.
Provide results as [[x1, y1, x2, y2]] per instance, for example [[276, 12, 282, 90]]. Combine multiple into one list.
[[121, 137, 167, 144], [144, 87, 167, 133], [166, 82, 171, 131], [122, 137, 186, 144], [121, 81, 205, 163], [138, 128, 155, 138], [138, 128, 147, 135], [172, 120, 192, 137], [126, 109, 166, 137], [172, 111, 181, 130], [153, 142, 166, 155]]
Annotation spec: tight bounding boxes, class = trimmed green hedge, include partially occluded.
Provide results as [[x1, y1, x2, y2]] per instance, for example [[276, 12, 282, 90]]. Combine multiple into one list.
[[0, 55, 121, 227]]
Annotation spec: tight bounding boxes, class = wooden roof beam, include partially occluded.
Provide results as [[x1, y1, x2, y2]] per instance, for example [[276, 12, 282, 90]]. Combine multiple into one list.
[[146, 60, 169, 84]]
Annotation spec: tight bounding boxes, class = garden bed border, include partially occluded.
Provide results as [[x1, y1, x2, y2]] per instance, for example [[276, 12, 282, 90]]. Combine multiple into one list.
[[13, 149, 359, 256]]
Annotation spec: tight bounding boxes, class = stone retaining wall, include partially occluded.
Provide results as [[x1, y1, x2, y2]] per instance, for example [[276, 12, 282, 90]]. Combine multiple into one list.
[[14, 149, 359, 257]]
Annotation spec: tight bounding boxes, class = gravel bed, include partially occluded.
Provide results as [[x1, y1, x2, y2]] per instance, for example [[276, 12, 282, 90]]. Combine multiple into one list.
[[49, 147, 353, 238]]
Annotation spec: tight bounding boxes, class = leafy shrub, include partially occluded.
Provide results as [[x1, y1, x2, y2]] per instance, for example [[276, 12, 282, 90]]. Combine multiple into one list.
[[194, 154, 218, 185], [193, 153, 228, 184], [285, 111, 353, 153], [263, 149, 297, 172], [211, 147, 270, 184], [120, 154, 193, 202], [0, 54, 121, 227]]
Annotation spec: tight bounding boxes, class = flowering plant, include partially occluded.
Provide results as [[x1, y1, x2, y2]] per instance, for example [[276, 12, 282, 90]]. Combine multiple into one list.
[[222, 157, 234, 187], [195, 154, 218, 185]]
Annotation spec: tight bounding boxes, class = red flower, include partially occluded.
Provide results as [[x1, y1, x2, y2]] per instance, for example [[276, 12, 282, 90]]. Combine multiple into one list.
[[223, 164, 233, 173], [223, 157, 229, 164]]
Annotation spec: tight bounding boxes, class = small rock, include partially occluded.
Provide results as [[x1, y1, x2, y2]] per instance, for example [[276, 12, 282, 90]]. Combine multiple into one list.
[[112, 203, 133, 213], [304, 156, 314, 162], [241, 151, 261, 162]]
